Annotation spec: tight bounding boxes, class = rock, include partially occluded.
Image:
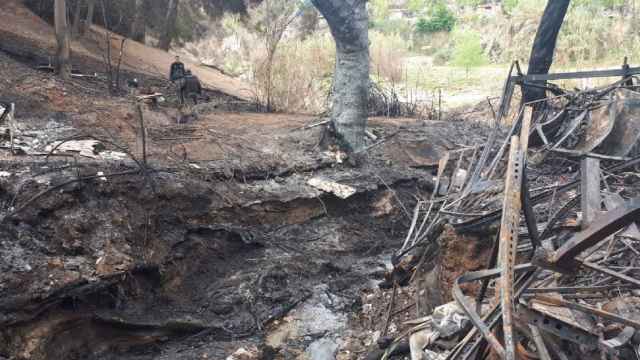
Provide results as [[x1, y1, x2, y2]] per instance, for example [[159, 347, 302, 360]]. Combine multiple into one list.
[[307, 177, 357, 199], [44, 139, 105, 158], [226, 346, 260, 360], [424, 349, 449, 360], [47, 258, 64, 269], [306, 338, 339, 360], [95, 248, 133, 276], [410, 328, 439, 360], [370, 330, 381, 345], [432, 300, 470, 338]]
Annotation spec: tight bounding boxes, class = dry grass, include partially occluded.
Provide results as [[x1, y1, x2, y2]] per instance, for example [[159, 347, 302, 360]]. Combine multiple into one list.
[[370, 31, 410, 83], [253, 34, 335, 113], [180, 15, 415, 114]]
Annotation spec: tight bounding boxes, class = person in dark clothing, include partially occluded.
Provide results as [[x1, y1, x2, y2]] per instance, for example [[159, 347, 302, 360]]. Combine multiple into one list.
[[169, 55, 185, 82], [180, 70, 202, 105]]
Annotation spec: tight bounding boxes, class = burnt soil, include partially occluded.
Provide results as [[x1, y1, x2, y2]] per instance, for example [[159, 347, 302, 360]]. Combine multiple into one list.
[[0, 26, 495, 359]]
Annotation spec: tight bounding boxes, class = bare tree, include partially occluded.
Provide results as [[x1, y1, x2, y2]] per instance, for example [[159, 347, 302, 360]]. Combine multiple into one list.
[[100, 0, 126, 94], [251, 0, 298, 112], [72, 0, 84, 37], [131, 0, 146, 43], [55, 0, 71, 79], [158, 0, 180, 51], [311, 0, 369, 153], [524, 0, 570, 104], [80, 0, 95, 35]]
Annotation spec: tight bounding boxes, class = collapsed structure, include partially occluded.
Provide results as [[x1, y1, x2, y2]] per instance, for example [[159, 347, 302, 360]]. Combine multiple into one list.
[[380, 61, 640, 360]]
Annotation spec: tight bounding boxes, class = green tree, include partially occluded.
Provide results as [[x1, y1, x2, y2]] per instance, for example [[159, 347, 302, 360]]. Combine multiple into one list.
[[503, 0, 519, 14], [451, 29, 487, 76], [371, 0, 391, 23], [415, 2, 456, 34]]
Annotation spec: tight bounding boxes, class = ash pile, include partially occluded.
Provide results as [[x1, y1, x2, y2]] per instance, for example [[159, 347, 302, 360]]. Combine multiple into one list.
[[374, 62, 640, 360]]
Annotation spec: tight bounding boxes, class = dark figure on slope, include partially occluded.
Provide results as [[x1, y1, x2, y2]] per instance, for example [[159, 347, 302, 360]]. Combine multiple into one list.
[[180, 70, 202, 105], [169, 55, 185, 82]]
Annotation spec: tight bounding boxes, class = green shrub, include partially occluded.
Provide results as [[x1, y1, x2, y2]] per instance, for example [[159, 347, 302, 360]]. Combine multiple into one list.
[[456, 0, 484, 7], [451, 29, 487, 74], [407, 0, 428, 14], [433, 46, 453, 65], [415, 4, 456, 34], [502, 0, 519, 14]]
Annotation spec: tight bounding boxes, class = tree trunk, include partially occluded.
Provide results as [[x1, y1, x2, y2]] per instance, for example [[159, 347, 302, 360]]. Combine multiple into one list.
[[80, 0, 95, 35], [55, 0, 71, 79], [311, 0, 369, 153], [72, 0, 83, 38], [524, 0, 570, 104], [131, 0, 146, 43], [158, 0, 179, 51]]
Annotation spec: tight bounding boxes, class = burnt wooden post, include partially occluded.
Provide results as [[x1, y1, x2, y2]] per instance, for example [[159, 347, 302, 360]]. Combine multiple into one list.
[[8, 103, 15, 155]]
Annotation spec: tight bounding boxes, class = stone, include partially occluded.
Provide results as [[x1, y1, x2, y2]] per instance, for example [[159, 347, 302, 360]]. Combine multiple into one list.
[[306, 338, 339, 360]]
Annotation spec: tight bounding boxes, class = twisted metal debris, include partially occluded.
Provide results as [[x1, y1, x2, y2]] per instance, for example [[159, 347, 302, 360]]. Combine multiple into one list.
[[384, 60, 640, 360]]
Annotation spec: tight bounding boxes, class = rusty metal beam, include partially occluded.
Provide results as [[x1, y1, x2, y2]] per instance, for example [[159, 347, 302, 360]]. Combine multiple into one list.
[[535, 294, 640, 330], [497, 136, 524, 360], [529, 325, 552, 360], [581, 261, 640, 288], [451, 264, 537, 360], [551, 198, 640, 272], [517, 306, 598, 349]]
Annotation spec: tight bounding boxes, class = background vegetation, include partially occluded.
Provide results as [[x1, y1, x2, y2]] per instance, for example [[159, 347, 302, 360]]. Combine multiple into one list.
[[28, 0, 640, 112], [177, 0, 640, 112]]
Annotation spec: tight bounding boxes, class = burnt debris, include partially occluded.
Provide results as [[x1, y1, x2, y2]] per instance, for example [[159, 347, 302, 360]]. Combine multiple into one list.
[[380, 60, 640, 360]]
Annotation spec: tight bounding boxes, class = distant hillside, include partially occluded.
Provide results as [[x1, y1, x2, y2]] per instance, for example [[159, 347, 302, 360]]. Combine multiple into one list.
[[0, 0, 253, 101], [369, 0, 640, 68]]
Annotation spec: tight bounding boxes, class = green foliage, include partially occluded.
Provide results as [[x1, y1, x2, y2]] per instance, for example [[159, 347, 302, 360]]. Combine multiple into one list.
[[502, 0, 519, 14], [451, 29, 487, 72], [407, 0, 428, 14], [456, 0, 484, 7], [571, 0, 625, 10], [415, 3, 456, 34], [370, 0, 391, 23]]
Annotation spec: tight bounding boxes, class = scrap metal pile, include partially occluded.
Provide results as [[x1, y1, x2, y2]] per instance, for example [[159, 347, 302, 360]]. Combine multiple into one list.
[[382, 62, 640, 360]]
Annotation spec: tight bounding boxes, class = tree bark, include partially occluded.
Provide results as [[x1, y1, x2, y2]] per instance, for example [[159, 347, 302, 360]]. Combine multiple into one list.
[[80, 0, 95, 35], [71, 0, 83, 38], [131, 0, 146, 43], [311, 0, 369, 153], [524, 0, 570, 104], [158, 0, 179, 51], [55, 0, 71, 79]]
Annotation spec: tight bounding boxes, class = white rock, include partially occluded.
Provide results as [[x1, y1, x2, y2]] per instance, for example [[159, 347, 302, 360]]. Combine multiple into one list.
[[307, 177, 356, 199]]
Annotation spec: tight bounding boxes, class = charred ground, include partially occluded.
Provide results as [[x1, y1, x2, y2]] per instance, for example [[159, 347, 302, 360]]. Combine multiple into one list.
[[0, 28, 495, 359]]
